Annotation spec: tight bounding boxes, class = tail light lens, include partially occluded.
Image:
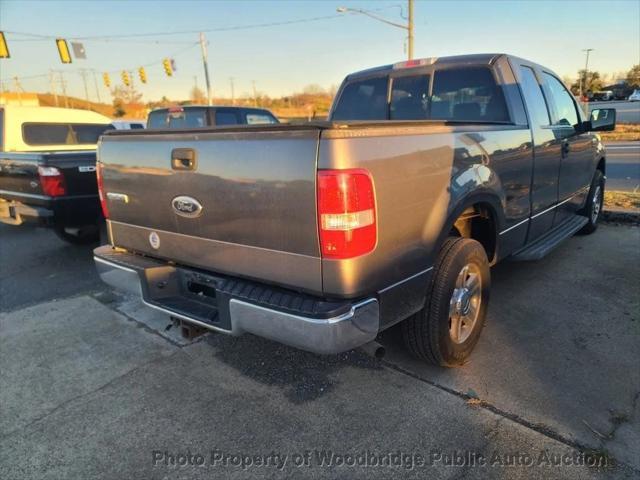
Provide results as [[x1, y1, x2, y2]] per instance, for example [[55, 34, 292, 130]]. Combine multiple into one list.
[[317, 169, 377, 259], [37, 166, 66, 197], [96, 162, 109, 219]]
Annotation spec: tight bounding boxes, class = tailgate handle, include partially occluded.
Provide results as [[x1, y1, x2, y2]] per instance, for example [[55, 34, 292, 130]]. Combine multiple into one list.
[[171, 148, 197, 171]]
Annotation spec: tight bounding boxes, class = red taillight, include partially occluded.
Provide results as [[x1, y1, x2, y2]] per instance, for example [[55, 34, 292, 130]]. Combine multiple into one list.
[[317, 169, 377, 259], [96, 162, 109, 219], [37, 166, 66, 197]]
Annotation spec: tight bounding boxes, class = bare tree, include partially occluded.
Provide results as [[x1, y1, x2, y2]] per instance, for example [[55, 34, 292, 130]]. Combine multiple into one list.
[[190, 86, 207, 104]]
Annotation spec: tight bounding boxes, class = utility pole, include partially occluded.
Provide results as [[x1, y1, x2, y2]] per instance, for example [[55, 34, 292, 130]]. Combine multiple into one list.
[[58, 71, 69, 108], [407, 0, 414, 60], [49, 70, 59, 107], [229, 77, 235, 105], [79, 69, 90, 103], [252, 80, 258, 107], [580, 48, 594, 97], [13, 77, 22, 105], [91, 70, 102, 103], [199, 32, 212, 106]]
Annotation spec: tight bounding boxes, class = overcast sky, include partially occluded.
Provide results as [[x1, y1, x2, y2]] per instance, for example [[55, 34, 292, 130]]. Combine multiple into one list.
[[1, 0, 638, 102]]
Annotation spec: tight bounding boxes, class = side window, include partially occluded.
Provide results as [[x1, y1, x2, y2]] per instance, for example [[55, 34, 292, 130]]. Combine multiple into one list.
[[245, 113, 278, 125], [390, 75, 429, 120], [215, 111, 239, 126], [431, 67, 509, 122], [543, 73, 579, 128], [518, 66, 551, 127], [331, 76, 388, 121]]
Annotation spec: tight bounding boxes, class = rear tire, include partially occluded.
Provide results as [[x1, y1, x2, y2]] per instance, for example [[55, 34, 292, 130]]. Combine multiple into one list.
[[402, 237, 490, 366], [578, 169, 604, 235]]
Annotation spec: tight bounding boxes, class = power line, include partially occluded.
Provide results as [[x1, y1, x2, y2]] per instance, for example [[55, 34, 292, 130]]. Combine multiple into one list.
[[2, 5, 400, 41], [2, 43, 199, 85]]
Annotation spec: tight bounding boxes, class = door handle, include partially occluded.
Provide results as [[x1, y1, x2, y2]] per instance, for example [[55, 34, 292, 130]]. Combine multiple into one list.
[[171, 148, 197, 171], [561, 141, 570, 158]]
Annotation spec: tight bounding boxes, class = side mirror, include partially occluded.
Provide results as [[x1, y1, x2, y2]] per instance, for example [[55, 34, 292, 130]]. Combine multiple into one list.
[[589, 108, 616, 132]]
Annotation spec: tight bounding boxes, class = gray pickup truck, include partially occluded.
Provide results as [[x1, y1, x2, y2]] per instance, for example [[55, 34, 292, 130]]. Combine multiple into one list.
[[94, 54, 615, 366]]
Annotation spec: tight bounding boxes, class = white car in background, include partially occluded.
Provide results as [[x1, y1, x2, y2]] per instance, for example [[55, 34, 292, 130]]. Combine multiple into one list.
[[628, 90, 640, 102], [111, 119, 146, 130]]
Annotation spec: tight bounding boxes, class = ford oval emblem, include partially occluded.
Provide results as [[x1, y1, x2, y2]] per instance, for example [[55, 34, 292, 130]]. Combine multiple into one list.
[[171, 195, 203, 218]]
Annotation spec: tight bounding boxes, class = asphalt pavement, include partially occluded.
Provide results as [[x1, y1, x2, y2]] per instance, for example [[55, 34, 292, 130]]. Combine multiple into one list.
[[0, 222, 638, 479], [605, 142, 640, 193]]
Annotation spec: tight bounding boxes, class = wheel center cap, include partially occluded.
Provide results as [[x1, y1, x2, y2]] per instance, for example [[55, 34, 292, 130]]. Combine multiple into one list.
[[454, 288, 472, 316]]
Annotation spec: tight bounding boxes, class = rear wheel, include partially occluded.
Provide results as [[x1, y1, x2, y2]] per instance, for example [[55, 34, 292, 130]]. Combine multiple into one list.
[[402, 237, 490, 366], [578, 169, 604, 235]]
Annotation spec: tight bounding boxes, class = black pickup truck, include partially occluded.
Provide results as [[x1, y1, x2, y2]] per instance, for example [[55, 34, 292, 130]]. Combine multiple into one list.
[[0, 151, 103, 243]]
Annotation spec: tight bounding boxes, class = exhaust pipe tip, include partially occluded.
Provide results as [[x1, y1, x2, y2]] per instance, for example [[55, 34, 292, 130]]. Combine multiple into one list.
[[361, 341, 385, 359]]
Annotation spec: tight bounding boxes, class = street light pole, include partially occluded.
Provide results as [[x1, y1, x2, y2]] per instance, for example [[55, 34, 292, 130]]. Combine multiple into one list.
[[199, 32, 212, 106], [338, 0, 414, 60], [407, 0, 414, 60], [581, 48, 594, 97]]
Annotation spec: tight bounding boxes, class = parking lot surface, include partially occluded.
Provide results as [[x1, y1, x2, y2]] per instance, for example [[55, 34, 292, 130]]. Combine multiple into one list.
[[0, 222, 639, 479], [605, 142, 640, 193]]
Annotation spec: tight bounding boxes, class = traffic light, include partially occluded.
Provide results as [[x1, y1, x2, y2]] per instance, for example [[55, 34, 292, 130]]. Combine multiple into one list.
[[121, 71, 130, 87], [162, 58, 173, 77], [102, 73, 111, 88], [138, 67, 147, 84], [0, 32, 10, 59], [55, 38, 72, 64]]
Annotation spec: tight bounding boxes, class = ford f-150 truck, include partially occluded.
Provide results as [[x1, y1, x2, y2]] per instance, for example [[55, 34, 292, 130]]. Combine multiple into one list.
[[94, 54, 615, 366], [0, 106, 113, 243]]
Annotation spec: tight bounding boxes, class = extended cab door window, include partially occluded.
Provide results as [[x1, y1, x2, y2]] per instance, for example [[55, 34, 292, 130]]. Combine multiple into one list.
[[331, 76, 388, 121], [542, 73, 580, 130], [390, 75, 430, 120], [518, 66, 551, 127]]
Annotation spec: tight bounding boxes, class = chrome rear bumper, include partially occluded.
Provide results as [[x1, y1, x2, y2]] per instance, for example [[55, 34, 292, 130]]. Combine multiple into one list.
[[94, 249, 379, 355]]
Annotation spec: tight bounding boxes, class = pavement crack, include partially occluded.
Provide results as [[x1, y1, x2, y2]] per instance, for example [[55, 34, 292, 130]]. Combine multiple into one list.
[[381, 360, 640, 475]]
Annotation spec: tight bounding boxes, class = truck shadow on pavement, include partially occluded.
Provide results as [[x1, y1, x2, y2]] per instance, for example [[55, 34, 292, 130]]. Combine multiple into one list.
[[205, 332, 383, 405]]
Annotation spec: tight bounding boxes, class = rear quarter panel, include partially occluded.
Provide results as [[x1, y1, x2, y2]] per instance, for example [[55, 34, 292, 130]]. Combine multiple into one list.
[[319, 124, 533, 298]]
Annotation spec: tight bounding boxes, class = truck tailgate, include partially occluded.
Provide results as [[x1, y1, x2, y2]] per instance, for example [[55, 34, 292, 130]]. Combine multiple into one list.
[[99, 128, 322, 294], [0, 151, 97, 199]]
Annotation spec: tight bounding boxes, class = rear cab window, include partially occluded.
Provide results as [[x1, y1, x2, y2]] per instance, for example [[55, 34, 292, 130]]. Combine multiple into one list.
[[147, 108, 208, 129], [431, 67, 509, 122], [390, 75, 430, 120], [331, 76, 389, 121], [214, 110, 239, 126], [22, 123, 113, 146], [332, 65, 510, 123]]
